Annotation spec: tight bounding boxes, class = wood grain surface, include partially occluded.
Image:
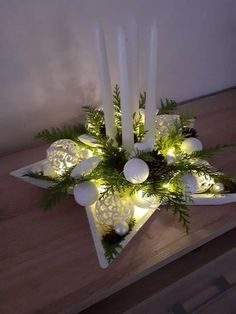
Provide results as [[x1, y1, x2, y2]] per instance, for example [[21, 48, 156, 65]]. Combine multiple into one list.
[[0, 89, 236, 314]]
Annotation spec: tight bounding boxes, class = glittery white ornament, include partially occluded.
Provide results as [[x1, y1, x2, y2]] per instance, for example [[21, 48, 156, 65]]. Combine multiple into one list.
[[123, 158, 149, 184], [74, 181, 99, 206], [181, 138, 203, 154], [182, 173, 198, 193], [95, 193, 134, 227], [70, 156, 101, 178], [114, 221, 129, 236], [131, 191, 159, 209], [78, 134, 98, 147], [195, 174, 214, 193], [47, 139, 83, 174], [155, 115, 180, 137], [212, 182, 224, 193]]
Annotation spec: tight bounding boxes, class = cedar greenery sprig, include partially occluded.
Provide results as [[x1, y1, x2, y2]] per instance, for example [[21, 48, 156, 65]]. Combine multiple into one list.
[[158, 98, 177, 114], [83, 105, 105, 137], [102, 219, 136, 263], [24, 171, 58, 182], [36, 124, 86, 144], [30, 84, 236, 235]]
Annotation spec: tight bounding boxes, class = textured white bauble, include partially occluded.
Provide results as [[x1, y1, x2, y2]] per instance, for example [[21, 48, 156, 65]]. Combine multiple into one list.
[[123, 158, 149, 184], [155, 115, 180, 137], [182, 173, 198, 193], [212, 182, 224, 193], [42, 162, 56, 177], [131, 191, 159, 209], [73, 181, 99, 206], [71, 157, 101, 178], [78, 134, 98, 147], [114, 221, 129, 236], [195, 174, 214, 193], [181, 138, 203, 154], [47, 139, 82, 174], [95, 192, 134, 227]]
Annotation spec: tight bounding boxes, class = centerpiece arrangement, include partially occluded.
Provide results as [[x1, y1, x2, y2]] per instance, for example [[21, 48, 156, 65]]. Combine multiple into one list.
[[11, 23, 236, 268]]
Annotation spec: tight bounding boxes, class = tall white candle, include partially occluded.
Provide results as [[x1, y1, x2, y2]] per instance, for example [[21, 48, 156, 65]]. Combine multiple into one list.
[[118, 27, 134, 152], [95, 25, 116, 140], [145, 22, 158, 149], [127, 20, 139, 114]]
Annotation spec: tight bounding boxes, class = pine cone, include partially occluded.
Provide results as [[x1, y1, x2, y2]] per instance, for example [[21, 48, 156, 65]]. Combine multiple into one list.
[[147, 150, 167, 178], [100, 124, 106, 135], [103, 229, 123, 243], [182, 127, 197, 138]]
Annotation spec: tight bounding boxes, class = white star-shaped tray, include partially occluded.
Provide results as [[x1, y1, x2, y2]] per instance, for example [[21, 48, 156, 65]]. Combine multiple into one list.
[[11, 159, 236, 268]]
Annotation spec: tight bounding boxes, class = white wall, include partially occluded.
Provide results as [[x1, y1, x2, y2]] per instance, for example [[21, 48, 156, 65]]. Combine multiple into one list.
[[0, 0, 236, 156]]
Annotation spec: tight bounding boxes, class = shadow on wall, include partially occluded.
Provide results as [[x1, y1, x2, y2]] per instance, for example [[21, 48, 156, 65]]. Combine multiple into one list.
[[0, 1, 98, 156]]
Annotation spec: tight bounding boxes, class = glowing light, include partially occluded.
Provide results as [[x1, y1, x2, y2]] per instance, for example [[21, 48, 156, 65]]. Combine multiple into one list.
[[133, 205, 149, 220], [167, 148, 175, 157], [163, 183, 170, 189], [96, 148, 103, 154]]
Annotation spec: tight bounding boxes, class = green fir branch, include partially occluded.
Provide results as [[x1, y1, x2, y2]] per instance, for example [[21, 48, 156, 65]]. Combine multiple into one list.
[[133, 112, 146, 142], [83, 105, 105, 136], [24, 171, 59, 183], [41, 170, 76, 210], [139, 91, 146, 109], [164, 199, 190, 233], [156, 120, 185, 155], [102, 219, 136, 263], [158, 98, 177, 114], [36, 124, 86, 144]]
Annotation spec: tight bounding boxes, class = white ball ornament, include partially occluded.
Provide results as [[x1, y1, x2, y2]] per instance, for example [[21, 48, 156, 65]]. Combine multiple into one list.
[[70, 156, 101, 178], [47, 139, 82, 174], [182, 173, 198, 193], [181, 138, 203, 154], [73, 181, 99, 206], [78, 134, 98, 147], [95, 193, 134, 227], [212, 182, 224, 193], [123, 158, 149, 184], [114, 221, 129, 236]]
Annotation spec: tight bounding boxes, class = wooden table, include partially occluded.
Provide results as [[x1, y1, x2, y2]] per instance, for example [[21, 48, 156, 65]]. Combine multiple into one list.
[[1, 88, 236, 314]]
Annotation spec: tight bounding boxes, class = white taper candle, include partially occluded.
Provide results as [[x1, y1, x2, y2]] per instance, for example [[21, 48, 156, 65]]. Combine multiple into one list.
[[118, 27, 134, 152], [145, 22, 158, 149], [95, 25, 116, 140], [127, 20, 139, 114]]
